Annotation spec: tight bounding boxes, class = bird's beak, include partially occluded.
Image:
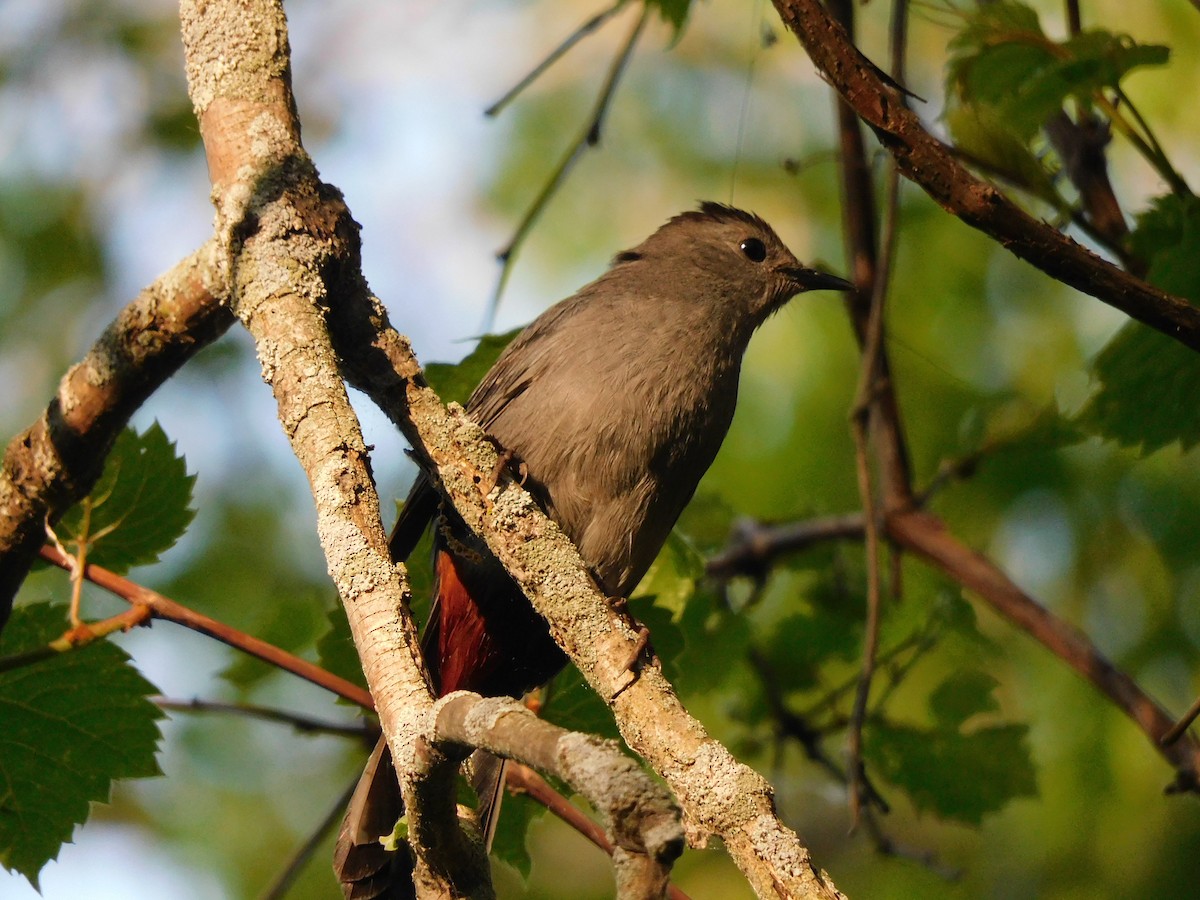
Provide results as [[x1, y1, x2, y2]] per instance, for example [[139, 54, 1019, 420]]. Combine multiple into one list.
[[780, 265, 855, 293]]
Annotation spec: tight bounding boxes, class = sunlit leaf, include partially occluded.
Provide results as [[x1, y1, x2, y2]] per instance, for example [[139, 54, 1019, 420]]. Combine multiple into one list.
[[0, 603, 163, 887], [1076, 194, 1200, 453], [55, 423, 196, 573]]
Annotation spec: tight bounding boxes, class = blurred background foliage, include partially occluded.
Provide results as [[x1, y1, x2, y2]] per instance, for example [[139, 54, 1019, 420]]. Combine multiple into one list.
[[4, 0, 1200, 897]]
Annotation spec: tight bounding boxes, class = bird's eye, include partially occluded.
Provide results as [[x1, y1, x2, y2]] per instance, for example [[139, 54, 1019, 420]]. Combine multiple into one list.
[[740, 238, 767, 263]]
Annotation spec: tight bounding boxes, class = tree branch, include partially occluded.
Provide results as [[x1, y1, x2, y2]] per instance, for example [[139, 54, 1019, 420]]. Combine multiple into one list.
[[435, 693, 684, 899], [177, 1, 485, 895], [0, 241, 231, 628], [323, 301, 845, 898], [38, 543, 374, 709], [772, 0, 1200, 351]]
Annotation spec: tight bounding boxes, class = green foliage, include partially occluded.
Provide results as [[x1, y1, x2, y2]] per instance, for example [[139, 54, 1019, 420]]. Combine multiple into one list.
[[0, 603, 163, 887], [944, 1, 1168, 203], [866, 720, 1037, 825], [317, 605, 369, 693], [489, 789, 544, 879], [424, 328, 523, 407], [55, 423, 196, 574], [1076, 195, 1200, 452], [644, 0, 693, 36], [864, 667, 1036, 826], [542, 665, 620, 743], [928, 669, 1001, 727]]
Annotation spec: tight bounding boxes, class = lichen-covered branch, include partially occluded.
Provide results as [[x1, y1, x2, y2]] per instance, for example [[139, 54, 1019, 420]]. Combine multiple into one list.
[[0, 240, 231, 629], [326, 310, 845, 900], [177, 1, 486, 895], [435, 693, 684, 899]]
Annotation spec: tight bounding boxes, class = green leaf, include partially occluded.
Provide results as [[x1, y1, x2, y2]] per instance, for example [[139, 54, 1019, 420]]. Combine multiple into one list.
[[424, 328, 523, 407], [55, 423, 196, 573], [489, 789, 544, 879], [928, 670, 1001, 729], [0, 602, 163, 887], [944, 105, 1061, 207], [1076, 195, 1200, 454], [758, 595, 864, 686], [316, 605, 369, 693], [865, 721, 1037, 825], [633, 530, 705, 620], [645, 0, 692, 36], [1076, 325, 1200, 453], [542, 665, 620, 742], [945, 1, 1168, 183], [1128, 194, 1200, 295]]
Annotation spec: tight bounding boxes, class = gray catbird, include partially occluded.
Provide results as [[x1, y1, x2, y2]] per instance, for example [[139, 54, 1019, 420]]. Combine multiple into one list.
[[334, 202, 851, 897]]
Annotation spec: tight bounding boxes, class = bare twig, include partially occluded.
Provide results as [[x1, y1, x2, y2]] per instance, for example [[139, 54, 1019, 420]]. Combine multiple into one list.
[[39, 543, 375, 710], [504, 764, 694, 900], [436, 693, 684, 898], [154, 696, 375, 739], [486, 5, 649, 328], [889, 509, 1200, 791], [485, 2, 626, 117], [706, 514, 866, 578], [179, 0, 480, 892]]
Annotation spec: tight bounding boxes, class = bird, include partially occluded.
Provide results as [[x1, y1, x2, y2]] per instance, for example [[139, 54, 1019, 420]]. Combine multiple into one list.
[[334, 201, 851, 897]]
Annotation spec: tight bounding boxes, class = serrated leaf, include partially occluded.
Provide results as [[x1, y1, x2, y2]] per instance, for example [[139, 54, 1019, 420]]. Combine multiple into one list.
[[760, 594, 862, 692], [1076, 325, 1200, 453], [55, 423, 196, 573], [865, 721, 1037, 824], [928, 670, 1001, 728], [424, 328, 523, 407], [946, 1, 1167, 190], [1076, 195, 1200, 454], [489, 789, 545, 879], [0, 602, 163, 887]]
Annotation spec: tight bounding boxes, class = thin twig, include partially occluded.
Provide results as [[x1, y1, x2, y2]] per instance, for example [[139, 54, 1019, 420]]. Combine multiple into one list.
[[485, 2, 626, 117], [1162, 695, 1200, 746], [485, 5, 649, 330], [1065, 0, 1081, 35], [860, 807, 961, 881], [505, 764, 694, 900], [38, 543, 375, 711], [0, 604, 153, 672], [773, 0, 1200, 349], [154, 696, 376, 739], [706, 513, 866, 578], [259, 776, 361, 900]]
